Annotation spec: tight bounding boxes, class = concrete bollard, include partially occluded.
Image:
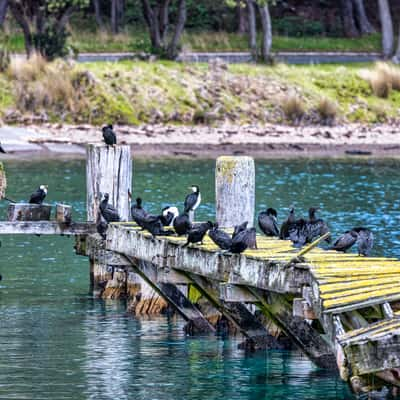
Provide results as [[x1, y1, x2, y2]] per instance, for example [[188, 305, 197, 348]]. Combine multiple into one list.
[[215, 156, 255, 228], [86, 144, 132, 222]]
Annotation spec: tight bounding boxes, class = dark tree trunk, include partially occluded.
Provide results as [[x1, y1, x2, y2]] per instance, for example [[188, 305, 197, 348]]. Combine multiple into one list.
[[237, 0, 247, 34], [378, 0, 394, 58], [159, 0, 170, 42], [93, 0, 103, 28], [8, 1, 33, 56], [166, 0, 186, 59], [111, 0, 119, 34], [142, 0, 162, 50], [340, 0, 359, 37], [393, 26, 400, 63], [258, 3, 272, 63], [246, 0, 257, 60], [0, 0, 8, 27], [352, 0, 375, 35]]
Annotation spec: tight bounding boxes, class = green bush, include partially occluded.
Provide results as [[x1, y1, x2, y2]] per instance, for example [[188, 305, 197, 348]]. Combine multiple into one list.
[[34, 25, 70, 60]]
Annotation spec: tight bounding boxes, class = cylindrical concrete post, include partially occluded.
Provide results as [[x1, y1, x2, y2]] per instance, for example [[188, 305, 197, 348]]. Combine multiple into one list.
[[215, 156, 255, 228], [86, 144, 132, 222]]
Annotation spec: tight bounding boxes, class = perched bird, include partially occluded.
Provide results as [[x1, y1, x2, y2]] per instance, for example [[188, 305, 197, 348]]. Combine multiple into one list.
[[258, 208, 279, 237], [136, 213, 174, 237], [0, 142, 6, 154], [130, 196, 148, 225], [232, 221, 248, 239], [29, 185, 48, 204], [280, 207, 296, 240], [102, 124, 117, 146], [184, 185, 201, 213], [173, 212, 192, 236], [353, 227, 374, 256], [99, 193, 120, 223], [96, 211, 108, 240], [160, 206, 179, 227], [208, 222, 232, 250], [230, 227, 257, 254], [183, 221, 213, 247], [330, 230, 358, 252], [306, 207, 330, 243]]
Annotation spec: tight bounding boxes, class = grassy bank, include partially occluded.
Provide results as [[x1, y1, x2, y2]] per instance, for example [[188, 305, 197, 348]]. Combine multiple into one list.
[[1, 57, 399, 126], [1, 29, 382, 54]]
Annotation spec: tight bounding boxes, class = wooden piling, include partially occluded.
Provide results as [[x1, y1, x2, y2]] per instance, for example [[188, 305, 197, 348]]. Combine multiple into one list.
[[86, 144, 132, 222], [215, 156, 255, 228]]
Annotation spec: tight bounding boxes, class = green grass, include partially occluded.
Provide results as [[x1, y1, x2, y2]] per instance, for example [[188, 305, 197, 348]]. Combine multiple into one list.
[[1, 27, 382, 54], [2, 59, 400, 125]]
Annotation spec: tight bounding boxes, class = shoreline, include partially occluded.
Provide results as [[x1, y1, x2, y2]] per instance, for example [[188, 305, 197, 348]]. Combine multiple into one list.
[[1, 123, 400, 159]]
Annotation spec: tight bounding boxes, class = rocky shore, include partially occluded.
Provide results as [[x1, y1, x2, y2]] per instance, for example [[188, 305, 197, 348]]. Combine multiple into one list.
[[1, 123, 400, 159]]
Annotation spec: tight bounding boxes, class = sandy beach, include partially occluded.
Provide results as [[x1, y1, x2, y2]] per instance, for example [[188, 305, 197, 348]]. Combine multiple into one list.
[[1, 123, 400, 159]]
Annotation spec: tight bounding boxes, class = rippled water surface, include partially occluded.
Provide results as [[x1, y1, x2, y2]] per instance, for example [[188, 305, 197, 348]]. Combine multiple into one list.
[[1, 157, 399, 400]]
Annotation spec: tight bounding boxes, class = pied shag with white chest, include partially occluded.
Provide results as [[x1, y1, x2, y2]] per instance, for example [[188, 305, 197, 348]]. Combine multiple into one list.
[[184, 185, 201, 213], [29, 185, 48, 204], [102, 124, 117, 146]]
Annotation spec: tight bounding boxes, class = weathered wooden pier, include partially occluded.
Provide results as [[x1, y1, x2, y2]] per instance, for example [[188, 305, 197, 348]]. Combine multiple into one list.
[[2, 145, 400, 396]]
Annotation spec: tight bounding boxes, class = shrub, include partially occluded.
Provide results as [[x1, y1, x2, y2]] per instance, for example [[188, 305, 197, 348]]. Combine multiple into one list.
[[316, 97, 338, 123], [281, 93, 306, 123], [370, 75, 391, 99]]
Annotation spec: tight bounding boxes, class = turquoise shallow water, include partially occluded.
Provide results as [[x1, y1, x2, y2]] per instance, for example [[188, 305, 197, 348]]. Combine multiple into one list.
[[1, 157, 400, 400]]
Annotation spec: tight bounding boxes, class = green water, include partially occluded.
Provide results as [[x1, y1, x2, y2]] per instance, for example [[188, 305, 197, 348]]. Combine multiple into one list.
[[1, 157, 400, 400]]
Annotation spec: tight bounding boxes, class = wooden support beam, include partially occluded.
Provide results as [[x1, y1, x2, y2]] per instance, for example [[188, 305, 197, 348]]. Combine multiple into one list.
[[0, 221, 96, 235], [215, 156, 255, 228], [157, 268, 192, 285], [248, 288, 336, 370], [219, 283, 258, 303], [124, 255, 216, 334], [86, 144, 132, 222]]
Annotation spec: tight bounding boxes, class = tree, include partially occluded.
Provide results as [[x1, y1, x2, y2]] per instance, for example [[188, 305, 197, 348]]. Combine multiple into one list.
[[340, 0, 359, 37], [141, 0, 187, 59], [352, 0, 375, 35], [8, 0, 89, 59], [111, 0, 124, 34], [377, 0, 394, 58], [0, 0, 8, 27], [92, 0, 103, 28]]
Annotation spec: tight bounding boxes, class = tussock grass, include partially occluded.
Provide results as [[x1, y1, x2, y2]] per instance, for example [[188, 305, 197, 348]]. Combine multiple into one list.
[[316, 97, 338, 123], [359, 62, 400, 99], [281, 93, 306, 122]]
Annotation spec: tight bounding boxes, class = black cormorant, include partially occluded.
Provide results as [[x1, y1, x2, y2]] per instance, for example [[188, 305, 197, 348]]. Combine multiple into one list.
[[232, 221, 248, 239], [29, 185, 48, 204], [306, 207, 331, 243], [183, 221, 212, 247], [173, 212, 192, 236], [208, 222, 232, 250], [353, 227, 374, 256], [99, 193, 120, 223], [130, 196, 147, 225], [280, 207, 296, 240], [330, 230, 358, 252], [184, 185, 201, 213], [96, 211, 108, 240], [258, 208, 279, 237], [102, 124, 117, 145], [230, 227, 257, 254]]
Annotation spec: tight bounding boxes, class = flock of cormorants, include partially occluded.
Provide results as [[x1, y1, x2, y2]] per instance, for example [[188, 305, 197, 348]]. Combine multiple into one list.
[[97, 126, 374, 256], [13, 125, 373, 258]]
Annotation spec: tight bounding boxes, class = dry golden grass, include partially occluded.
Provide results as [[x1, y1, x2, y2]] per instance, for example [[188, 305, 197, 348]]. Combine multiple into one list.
[[8, 55, 86, 114], [359, 62, 400, 98], [281, 93, 306, 122], [316, 97, 338, 121]]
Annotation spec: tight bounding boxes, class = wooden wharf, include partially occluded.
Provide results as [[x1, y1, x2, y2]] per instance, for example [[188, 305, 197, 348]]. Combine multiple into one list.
[[1, 144, 400, 396]]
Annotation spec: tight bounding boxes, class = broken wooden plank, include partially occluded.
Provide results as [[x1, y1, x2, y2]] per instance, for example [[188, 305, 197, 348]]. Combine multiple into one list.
[[0, 221, 96, 235], [8, 203, 52, 221]]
